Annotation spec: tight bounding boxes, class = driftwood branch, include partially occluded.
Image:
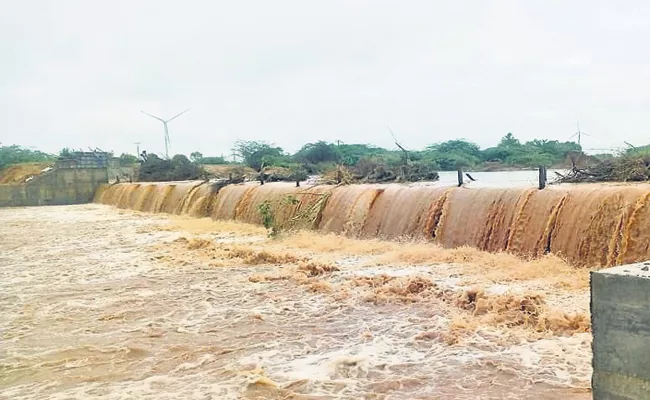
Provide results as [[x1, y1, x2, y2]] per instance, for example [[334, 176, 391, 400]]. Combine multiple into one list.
[[388, 125, 410, 165]]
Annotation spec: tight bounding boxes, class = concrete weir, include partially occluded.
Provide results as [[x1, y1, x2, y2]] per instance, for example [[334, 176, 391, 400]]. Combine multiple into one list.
[[591, 263, 650, 399], [0, 152, 111, 207]]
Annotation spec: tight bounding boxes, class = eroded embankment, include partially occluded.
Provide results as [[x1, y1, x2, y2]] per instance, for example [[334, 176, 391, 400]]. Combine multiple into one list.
[[94, 181, 650, 267]]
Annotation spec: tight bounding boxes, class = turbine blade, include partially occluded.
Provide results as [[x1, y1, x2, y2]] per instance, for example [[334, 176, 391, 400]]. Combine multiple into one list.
[[167, 108, 191, 122], [141, 111, 165, 122]]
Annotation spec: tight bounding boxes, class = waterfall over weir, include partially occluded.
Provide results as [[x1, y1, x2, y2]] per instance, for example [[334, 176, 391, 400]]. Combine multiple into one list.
[[94, 181, 650, 267]]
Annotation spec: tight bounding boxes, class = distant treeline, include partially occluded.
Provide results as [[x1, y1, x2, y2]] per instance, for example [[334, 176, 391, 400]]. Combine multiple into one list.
[[0, 145, 54, 170], [192, 133, 583, 173], [0, 133, 605, 183]]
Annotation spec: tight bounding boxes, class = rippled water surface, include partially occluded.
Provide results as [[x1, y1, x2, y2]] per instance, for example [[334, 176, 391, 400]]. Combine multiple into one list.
[[0, 205, 592, 399]]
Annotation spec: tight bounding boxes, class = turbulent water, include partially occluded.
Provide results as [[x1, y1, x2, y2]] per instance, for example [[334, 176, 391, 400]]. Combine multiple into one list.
[[7, 178, 644, 398], [0, 205, 592, 399], [96, 180, 650, 267]]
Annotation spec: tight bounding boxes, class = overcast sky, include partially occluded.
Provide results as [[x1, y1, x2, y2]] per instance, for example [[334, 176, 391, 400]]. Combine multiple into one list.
[[2, 1, 650, 157]]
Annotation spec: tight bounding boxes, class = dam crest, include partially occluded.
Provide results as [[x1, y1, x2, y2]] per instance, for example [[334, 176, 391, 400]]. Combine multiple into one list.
[[95, 181, 650, 267]]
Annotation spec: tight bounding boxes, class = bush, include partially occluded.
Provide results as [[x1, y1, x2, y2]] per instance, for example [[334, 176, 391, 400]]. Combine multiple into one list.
[[138, 154, 205, 182], [335, 144, 392, 166], [294, 141, 340, 164]]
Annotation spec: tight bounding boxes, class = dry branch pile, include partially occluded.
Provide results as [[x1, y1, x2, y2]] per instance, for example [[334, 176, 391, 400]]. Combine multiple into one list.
[[553, 152, 650, 183]]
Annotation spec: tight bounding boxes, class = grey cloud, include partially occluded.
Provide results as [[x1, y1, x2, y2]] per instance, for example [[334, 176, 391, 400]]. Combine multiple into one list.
[[2, 0, 650, 156]]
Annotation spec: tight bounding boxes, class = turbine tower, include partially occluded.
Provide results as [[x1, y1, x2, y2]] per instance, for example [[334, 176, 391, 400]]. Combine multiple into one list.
[[569, 120, 591, 146], [141, 109, 190, 159]]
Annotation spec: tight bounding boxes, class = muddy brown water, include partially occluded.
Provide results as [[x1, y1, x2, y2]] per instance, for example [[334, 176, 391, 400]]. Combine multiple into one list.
[[96, 181, 650, 268], [0, 205, 592, 399]]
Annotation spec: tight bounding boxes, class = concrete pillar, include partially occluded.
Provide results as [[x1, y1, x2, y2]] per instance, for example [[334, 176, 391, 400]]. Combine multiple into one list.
[[591, 263, 650, 399]]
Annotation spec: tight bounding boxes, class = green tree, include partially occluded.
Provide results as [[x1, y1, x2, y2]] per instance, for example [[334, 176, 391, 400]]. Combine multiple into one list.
[[294, 141, 340, 164], [138, 154, 205, 182], [499, 133, 521, 150], [481, 147, 510, 162], [233, 140, 287, 171], [336, 144, 390, 166], [0, 145, 54, 170], [479, 133, 524, 164], [491, 136, 583, 167], [423, 139, 482, 170], [118, 153, 139, 166], [190, 151, 203, 163], [526, 139, 581, 156]]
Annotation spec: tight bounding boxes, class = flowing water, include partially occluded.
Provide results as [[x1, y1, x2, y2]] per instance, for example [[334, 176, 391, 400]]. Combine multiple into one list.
[[436, 169, 567, 187], [1, 205, 592, 399], [96, 180, 650, 267], [9, 172, 646, 399]]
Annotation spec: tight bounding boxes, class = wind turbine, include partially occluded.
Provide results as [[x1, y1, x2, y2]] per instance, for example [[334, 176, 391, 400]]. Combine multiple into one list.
[[569, 120, 591, 146], [141, 109, 190, 159]]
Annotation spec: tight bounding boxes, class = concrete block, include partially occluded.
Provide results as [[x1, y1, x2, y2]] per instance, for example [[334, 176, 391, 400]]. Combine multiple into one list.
[[591, 263, 650, 399], [0, 168, 108, 207]]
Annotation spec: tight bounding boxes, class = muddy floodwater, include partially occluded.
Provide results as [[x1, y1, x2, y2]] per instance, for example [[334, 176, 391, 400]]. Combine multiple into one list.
[[1, 205, 593, 399]]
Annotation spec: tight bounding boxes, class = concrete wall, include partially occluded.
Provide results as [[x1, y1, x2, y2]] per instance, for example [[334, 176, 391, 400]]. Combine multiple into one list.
[[0, 168, 108, 207], [56, 152, 109, 169], [591, 263, 650, 399], [107, 166, 138, 184]]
